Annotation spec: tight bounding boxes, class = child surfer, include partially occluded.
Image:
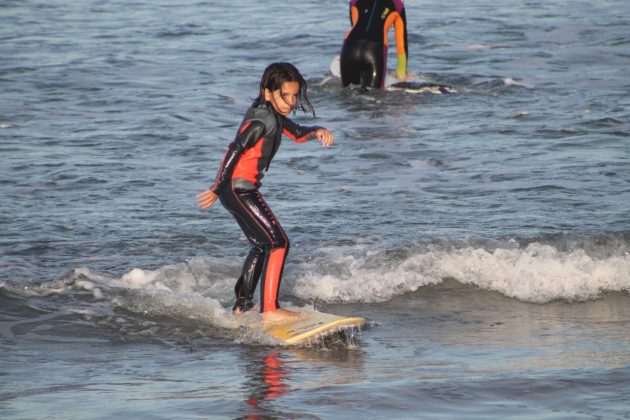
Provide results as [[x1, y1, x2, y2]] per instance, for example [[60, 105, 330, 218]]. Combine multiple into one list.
[[197, 63, 334, 324]]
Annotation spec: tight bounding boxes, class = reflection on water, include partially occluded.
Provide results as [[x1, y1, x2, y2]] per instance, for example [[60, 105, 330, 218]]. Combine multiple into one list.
[[237, 345, 367, 419], [237, 349, 295, 420], [247, 351, 288, 405]]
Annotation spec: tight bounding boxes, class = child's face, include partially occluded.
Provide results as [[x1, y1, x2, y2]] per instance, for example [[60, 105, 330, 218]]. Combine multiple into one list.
[[264, 81, 300, 116]]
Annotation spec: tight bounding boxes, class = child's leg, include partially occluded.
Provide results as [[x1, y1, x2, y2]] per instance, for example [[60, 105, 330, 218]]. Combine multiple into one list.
[[259, 242, 289, 312], [220, 188, 289, 313], [232, 246, 264, 312], [242, 190, 289, 313]]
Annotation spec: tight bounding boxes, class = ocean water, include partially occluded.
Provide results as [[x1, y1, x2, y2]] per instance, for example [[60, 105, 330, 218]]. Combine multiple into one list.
[[1, 0, 630, 418]]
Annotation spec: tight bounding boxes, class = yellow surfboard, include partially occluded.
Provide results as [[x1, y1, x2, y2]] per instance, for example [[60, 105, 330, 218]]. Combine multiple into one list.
[[263, 309, 365, 346]]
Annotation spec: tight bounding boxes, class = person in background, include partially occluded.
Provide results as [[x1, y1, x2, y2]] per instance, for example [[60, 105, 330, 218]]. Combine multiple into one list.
[[340, 0, 408, 90]]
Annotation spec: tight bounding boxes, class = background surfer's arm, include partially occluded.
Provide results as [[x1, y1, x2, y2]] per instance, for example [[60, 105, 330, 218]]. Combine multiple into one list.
[[393, 9, 408, 77], [349, 2, 358, 26]]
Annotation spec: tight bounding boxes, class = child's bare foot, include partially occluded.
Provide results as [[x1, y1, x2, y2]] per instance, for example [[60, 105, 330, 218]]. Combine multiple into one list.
[[262, 308, 304, 324], [233, 304, 259, 315]]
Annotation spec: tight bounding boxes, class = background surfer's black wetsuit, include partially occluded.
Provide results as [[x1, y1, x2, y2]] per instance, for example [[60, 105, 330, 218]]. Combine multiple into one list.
[[340, 0, 408, 89], [210, 104, 320, 313]]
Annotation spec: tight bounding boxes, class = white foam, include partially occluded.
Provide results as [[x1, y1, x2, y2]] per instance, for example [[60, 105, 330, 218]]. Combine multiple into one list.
[[503, 77, 535, 89], [120, 267, 160, 289], [441, 243, 630, 303], [24, 242, 630, 335], [293, 252, 441, 303], [56, 262, 241, 329], [291, 243, 630, 304]]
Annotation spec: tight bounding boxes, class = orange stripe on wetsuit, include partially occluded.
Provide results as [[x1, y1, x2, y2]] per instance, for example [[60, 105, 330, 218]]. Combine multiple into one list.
[[345, 0, 407, 51], [231, 121, 267, 187], [263, 244, 287, 312], [383, 10, 407, 59]]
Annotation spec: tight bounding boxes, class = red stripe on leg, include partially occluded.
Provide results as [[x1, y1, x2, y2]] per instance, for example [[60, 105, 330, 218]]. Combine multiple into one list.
[[262, 247, 287, 312]]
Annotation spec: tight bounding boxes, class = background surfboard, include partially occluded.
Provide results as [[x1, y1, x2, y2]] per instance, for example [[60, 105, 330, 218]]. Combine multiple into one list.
[[329, 55, 456, 93]]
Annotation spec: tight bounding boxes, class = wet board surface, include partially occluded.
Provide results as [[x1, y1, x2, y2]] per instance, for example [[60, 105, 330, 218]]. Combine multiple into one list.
[[263, 309, 365, 345]]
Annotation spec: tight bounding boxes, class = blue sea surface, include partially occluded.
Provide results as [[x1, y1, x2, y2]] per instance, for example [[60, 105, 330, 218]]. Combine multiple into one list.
[[1, 0, 630, 418]]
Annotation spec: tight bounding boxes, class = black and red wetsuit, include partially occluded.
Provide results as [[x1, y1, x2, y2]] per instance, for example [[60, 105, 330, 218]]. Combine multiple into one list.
[[340, 0, 408, 89], [210, 104, 321, 313]]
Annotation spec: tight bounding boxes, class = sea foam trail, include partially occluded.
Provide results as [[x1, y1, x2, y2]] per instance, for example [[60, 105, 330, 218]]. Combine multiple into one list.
[[11, 240, 629, 330], [292, 242, 630, 304], [21, 264, 242, 330]]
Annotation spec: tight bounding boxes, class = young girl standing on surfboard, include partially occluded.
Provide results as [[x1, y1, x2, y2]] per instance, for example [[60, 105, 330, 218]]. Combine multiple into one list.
[[197, 62, 334, 324]]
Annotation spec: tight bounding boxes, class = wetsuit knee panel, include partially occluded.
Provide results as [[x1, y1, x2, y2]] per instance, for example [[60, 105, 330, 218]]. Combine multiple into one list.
[[265, 236, 289, 251]]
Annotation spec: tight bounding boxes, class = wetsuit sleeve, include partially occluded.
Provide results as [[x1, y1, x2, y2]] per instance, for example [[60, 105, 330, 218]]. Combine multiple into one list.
[[395, 8, 408, 76], [281, 117, 321, 143], [210, 120, 266, 193], [349, 2, 358, 26]]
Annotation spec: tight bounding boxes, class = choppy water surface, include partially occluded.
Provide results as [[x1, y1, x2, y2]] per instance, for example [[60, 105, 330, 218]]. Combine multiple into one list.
[[1, 0, 630, 418]]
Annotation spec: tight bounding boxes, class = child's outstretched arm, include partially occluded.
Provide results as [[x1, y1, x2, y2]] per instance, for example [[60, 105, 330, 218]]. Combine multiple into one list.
[[282, 117, 334, 147]]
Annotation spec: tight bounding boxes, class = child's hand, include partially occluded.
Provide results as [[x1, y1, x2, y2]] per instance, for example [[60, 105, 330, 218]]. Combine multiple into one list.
[[315, 128, 334, 147], [197, 189, 218, 209]]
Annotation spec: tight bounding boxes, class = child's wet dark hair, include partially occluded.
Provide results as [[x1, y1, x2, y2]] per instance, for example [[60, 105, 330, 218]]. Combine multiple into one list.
[[253, 62, 315, 117]]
